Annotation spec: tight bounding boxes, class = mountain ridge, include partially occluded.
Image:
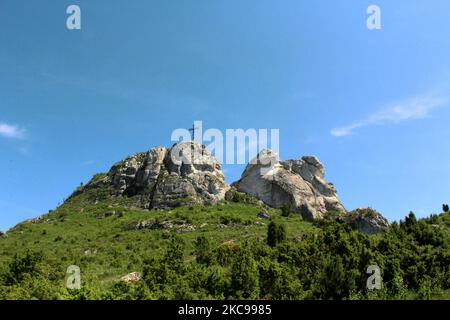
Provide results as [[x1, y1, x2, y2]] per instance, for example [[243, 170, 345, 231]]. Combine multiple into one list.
[[3, 141, 387, 234]]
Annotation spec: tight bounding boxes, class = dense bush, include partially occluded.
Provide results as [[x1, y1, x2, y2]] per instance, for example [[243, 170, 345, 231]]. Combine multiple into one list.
[[4, 250, 43, 285], [194, 236, 214, 265], [281, 203, 293, 217], [225, 189, 260, 205], [230, 243, 260, 299], [267, 221, 287, 247]]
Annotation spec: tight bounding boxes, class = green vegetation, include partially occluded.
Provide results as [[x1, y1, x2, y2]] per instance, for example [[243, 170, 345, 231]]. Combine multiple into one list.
[[267, 221, 287, 247], [224, 189, 260, 205], [280, 203, 294, 217], [0, 192, 449, 300]]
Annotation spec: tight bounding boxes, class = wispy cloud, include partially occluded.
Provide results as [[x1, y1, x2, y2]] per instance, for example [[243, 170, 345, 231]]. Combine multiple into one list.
[[81, 160, 95, 166], [0, 122, 25, 139], [331, 95, 448, 137]]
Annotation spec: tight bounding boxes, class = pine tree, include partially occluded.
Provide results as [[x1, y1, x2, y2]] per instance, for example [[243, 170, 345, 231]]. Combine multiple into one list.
[[194, 235, 213, 265], [267, 221, 287, 247]]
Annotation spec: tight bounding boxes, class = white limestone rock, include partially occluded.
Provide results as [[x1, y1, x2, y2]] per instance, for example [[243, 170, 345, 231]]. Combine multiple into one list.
[[232, 149, 345, 220]]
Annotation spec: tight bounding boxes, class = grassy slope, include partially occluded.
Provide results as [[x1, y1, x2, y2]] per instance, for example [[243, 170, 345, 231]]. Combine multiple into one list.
[[0, 193, 316, 291], [1, 189, 449, 299]]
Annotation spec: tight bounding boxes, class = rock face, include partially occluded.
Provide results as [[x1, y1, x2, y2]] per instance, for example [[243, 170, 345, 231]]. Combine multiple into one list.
[[232, 149, 345, 220], [343, 208, 389, 234], [75, 141, 229, 209]]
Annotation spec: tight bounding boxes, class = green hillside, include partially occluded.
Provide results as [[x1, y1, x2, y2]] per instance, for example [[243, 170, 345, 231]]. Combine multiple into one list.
[[0, 189, 449, 300]]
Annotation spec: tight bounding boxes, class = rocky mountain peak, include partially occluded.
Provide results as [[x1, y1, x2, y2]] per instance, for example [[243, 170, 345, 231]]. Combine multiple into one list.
[[74, 141, 229, 209], [71, 143, 388, 233], [232, 149, 345, 221]]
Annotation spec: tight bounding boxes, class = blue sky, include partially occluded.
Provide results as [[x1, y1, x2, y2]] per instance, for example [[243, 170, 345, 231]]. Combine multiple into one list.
[[1, 0, 450, 230]]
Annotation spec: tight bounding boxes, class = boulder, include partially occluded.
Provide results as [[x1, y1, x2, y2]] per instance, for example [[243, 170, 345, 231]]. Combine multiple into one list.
[[135, 220, 174, 230], [135, 219, 195, 233], [343, 208, 389, 234], [28, 215, 45, 224], [0, 231, 6, 238], [257, 211, 271, 219], [232, 149, 345, 220], [121, 272, 141, 283]]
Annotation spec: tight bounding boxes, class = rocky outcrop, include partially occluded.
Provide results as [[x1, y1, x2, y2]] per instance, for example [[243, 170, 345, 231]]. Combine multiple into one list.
[[343, 208, 389, 234], [0, 231, 6, 238], [74, 141, 229, 209], [69, 142, 388, 229], [232, 149, 345, 220], [135, 219, 195, 232], [257, 211, 271, 219], [121, 272, 141, 283]]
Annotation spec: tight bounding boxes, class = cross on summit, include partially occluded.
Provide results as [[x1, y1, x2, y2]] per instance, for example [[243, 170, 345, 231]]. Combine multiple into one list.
[[188, 123, 199, 141]]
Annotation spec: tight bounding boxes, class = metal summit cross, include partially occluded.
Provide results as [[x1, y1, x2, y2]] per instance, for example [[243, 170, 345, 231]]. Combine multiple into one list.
[[188, 123, 199, 141]]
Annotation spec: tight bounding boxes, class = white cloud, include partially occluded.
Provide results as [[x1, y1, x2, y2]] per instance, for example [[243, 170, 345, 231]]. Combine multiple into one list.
[[81, 160, 95, 166], [0, 122, 25, 139], [331, 95, 448, 137]]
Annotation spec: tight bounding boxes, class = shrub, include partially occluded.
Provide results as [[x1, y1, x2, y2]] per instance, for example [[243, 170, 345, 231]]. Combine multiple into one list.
[[315, 255, 357, 300], [281, 203, 293, 217], [214, 243, 240, 267], [230, 243, 259, 299], [267, 221, 287, 247], [165, 235, 185, 274], [194, 236, 214, 265], [5, 250, 43, 285], [224, 189, 259, 205]]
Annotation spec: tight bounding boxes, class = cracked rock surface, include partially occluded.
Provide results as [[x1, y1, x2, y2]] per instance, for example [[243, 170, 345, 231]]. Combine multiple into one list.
[[74, 141, 229, 209], [232, 149, 346, 220]]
